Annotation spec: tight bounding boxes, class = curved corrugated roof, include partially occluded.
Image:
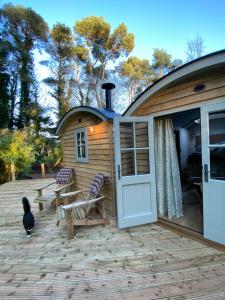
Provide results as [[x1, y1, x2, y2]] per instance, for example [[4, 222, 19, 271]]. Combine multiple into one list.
[[56, 106, 120, 135]]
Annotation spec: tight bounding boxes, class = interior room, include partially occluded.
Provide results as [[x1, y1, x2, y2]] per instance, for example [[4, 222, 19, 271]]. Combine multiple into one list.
[[157, 108, 203, 233]]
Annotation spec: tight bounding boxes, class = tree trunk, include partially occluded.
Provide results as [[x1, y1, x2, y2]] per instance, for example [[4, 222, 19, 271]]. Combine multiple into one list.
[[11, 163, 16, 182], [0, 73, 10, 128], [18, 56, 31, 128], [41, 163, 45, 179]]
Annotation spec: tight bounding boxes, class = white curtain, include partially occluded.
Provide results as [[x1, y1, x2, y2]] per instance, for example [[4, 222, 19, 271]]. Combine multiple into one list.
[[154, 117, 183, 219]]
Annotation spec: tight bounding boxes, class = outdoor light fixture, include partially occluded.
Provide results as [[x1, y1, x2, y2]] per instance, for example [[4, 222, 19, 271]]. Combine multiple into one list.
[[89, 127, 94, 132], [193, 84, 205, 92]]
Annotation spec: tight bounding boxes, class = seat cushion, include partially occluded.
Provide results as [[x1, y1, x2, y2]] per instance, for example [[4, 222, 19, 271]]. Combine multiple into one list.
[[56, 168, 74, 185]]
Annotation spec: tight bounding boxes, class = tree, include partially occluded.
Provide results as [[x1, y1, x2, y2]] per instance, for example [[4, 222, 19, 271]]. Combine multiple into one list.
[[171, 58, 183, 70], [185, 34, 205, 62], [0, 73, 10, 128], [42, 23, 75, 119], [0, 18, 20, 129], [120, 56, 153, 104], [152, 48, 172, 78], [0, 16, 13, 128], [0, 129, 35, 181], [0, 4, 49, 128], [73, 16, 134, 107], [27, 98, 55, 165], [0, 30, 10, 73]]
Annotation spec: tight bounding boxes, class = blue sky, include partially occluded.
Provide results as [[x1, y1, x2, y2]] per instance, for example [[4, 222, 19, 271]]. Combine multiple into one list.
[[2, 0, 225, 61]]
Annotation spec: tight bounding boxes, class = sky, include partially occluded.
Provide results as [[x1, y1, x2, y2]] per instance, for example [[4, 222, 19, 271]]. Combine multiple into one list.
[[1, 0, 225, 112], [2, 0, 225, 61]]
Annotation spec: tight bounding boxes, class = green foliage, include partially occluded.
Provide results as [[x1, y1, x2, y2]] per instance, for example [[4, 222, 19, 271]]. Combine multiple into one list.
[[0, 3, 49, 128], [0, 4, 48, 47], [42, 23, 75, 119], [75, 17, 134, 61], [121, 56, 152, 80], [51, 23, 73, 44], [152, 48, 172, 77], [0, 73, 10, 128], [0, 129, 35, 178], [73, 46, 88, 62], [120, 56, 153, 103], [73, 16, 134, 107], [28, 100, 53, 135], [75, 16, 110, 47], [42, 143, 62, 171]]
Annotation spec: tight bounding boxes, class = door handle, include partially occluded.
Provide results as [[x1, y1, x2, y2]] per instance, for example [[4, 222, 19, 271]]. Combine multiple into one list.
[[117, 165, 121, 180], [204, 164, 209, 182]]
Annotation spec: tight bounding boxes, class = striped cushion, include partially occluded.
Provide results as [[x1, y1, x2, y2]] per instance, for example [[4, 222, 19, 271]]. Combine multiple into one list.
[[89, 173, 111, 198], [56, 168, 74, 185]]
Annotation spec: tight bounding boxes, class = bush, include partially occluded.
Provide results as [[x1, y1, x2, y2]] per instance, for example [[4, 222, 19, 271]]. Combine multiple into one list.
[[0, 129, 35, 181]]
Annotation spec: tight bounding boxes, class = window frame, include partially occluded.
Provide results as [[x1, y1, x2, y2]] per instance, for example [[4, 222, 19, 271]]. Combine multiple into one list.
[[74, 128, 88, 163]]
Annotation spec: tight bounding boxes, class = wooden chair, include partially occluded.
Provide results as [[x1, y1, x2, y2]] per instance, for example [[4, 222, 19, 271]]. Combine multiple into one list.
[[60, 173, 110, 240], [34, 168, 74, 211]]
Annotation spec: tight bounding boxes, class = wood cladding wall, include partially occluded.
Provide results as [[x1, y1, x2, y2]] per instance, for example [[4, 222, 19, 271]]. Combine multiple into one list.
[[133, 67, 225, 116], [60, 112, 115, 216]]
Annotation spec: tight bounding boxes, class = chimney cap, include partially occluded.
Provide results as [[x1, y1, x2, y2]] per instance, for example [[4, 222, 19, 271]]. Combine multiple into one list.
[[102, 82, 115, 90]]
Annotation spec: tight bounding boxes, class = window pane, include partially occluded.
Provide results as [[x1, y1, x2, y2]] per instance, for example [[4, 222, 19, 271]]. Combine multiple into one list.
[[121, 150, 135, 176], [136, 149, 150, 175], [120, 123, 134, 149], [81, 145, 86, 158], [81, 132, 85, 145], [77, 145, 81, 158], [210, 147, 225, 181], [209, 110, 225, 145], [77, 133, 81, 145], [135, 122, 148, 148]]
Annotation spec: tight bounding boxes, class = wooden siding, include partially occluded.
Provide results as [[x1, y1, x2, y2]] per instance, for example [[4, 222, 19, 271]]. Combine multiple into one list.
[[61, 112, 115, 216], [134, 66, 225, 116]]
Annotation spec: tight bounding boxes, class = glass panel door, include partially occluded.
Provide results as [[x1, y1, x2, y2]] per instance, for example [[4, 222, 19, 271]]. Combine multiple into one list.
[[201, 101, 225, 245], [114, 116, 157, 229]]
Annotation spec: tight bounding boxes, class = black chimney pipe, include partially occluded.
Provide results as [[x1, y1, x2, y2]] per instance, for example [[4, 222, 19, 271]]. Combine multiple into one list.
[[102, 82, 115, 111]]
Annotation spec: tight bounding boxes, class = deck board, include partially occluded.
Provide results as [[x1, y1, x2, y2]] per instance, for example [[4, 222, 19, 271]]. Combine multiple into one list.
[[0, 179, 225, 299]]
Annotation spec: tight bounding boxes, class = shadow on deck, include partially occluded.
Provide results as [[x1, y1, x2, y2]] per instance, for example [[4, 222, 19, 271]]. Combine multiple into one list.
[[1, 179, 225, 299]]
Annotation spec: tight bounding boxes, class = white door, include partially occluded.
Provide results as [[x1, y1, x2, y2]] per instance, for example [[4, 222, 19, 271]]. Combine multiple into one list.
[[201, 100, 225, 245], [114, 116, 157, 229]]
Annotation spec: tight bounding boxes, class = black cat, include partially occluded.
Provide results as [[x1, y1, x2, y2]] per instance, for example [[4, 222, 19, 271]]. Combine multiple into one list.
[[22, 197, 35, 237]]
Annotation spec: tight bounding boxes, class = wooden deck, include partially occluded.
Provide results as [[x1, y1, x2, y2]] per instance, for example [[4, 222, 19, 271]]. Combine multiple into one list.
[[1, 179, 225, 299]]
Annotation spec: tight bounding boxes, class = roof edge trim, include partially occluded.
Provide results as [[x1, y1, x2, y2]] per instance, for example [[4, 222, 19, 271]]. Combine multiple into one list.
[[56, 106, 109, 135]]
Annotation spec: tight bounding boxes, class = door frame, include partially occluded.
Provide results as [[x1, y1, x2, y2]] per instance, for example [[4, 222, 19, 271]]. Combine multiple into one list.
[[141, 97, 225, 240]]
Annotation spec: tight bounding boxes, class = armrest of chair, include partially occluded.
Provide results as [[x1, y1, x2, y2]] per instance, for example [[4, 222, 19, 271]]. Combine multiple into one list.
[[54, 182, 74, 193], [63, 196, 105, 211], [35, 181, 56, 192], [60, 189, 88, 199], [56, 189, 88, 207]]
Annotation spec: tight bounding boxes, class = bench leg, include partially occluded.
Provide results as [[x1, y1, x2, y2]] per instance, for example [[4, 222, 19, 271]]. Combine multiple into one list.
[[66, 209, 74, 240], [102, 199, 106, 219], [39, 202, 43, 211]]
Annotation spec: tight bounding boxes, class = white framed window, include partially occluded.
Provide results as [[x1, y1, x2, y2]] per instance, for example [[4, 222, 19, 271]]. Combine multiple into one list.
[[75, 128, 88, 162]]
